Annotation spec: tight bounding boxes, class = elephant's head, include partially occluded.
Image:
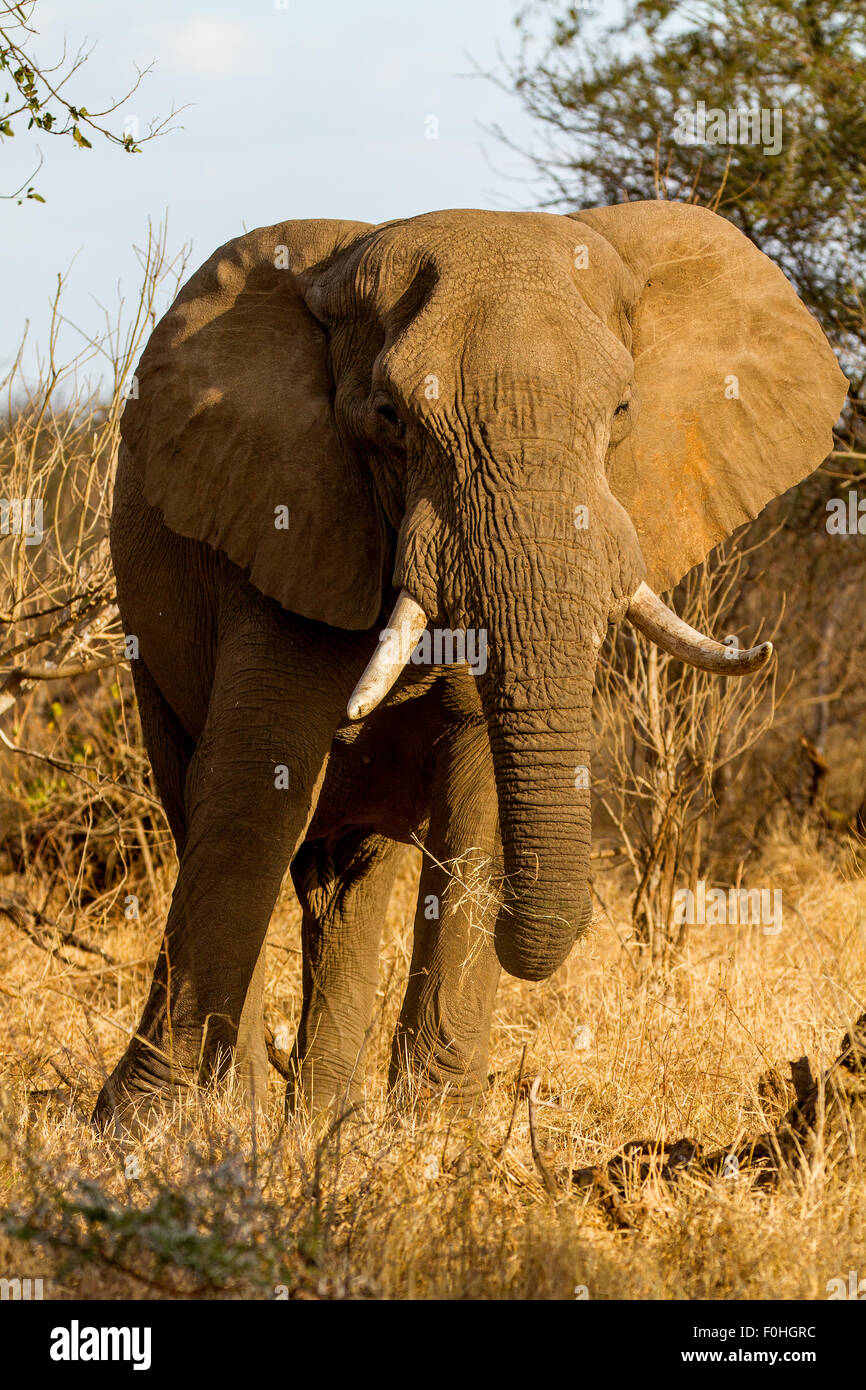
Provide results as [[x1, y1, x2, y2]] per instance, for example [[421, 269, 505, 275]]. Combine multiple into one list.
[[121, 204, 847, 982]]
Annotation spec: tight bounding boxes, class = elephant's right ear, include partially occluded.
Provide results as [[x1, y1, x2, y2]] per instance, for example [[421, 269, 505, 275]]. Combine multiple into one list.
[[120, 219, 389, 630], [570, 202, 848, 593]]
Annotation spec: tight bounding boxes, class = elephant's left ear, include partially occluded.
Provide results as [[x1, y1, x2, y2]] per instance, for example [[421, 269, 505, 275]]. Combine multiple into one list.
[[120, 218, 390, 630], [570, 201, 849, 592]]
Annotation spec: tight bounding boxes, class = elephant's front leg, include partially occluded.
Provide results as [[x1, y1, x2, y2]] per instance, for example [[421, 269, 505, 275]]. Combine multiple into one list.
[[390, 716, 501, 1102], [288, 830, 402, 1115], [92, 606, 366, 1127]]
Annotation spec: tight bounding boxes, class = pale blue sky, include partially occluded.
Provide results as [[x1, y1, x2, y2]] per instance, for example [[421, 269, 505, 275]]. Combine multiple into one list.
[[1, 0, 616, 384]]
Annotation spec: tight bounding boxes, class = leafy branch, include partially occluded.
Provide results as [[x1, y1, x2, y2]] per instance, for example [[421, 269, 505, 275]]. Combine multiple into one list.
[[0, 0, 182, 202]]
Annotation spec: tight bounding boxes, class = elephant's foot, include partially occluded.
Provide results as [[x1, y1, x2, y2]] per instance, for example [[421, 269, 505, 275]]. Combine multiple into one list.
[[388, 1027, 489, 1112], [388, 1069, 489, 1115], [284, 1051, 370, 1128], [91, 1030, 222, 1136], [91, 1072, 193, 1139]]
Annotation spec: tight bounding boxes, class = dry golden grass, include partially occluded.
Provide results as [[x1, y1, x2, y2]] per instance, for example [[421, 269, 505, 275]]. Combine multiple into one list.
[[1, 813, 865, 1301]]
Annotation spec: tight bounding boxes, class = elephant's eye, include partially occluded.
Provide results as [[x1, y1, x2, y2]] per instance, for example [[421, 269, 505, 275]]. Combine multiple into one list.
[[609, 389, 636, 449], [373, 396, 406, 439]]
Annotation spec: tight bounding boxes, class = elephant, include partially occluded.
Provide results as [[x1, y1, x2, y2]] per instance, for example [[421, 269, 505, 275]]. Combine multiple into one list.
[[94, 202, 847, 1124]]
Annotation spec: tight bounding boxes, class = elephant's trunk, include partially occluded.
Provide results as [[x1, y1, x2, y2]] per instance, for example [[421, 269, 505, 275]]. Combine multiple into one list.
[[480, 673, 595, 981], [453, 470, 609, 982]]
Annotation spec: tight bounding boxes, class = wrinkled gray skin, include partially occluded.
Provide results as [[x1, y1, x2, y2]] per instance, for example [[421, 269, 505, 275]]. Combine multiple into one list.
[[94, 204, 846, 1123]]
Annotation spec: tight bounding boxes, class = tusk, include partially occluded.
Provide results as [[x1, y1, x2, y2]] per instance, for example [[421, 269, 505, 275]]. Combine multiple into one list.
[[625, 581, 773, 675], [347, 589, 429, 720]]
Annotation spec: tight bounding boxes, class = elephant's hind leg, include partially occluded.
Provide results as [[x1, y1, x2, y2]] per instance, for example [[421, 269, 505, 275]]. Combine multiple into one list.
[[389, 716, 500, 1104], [288, 830, 402, 1116]]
